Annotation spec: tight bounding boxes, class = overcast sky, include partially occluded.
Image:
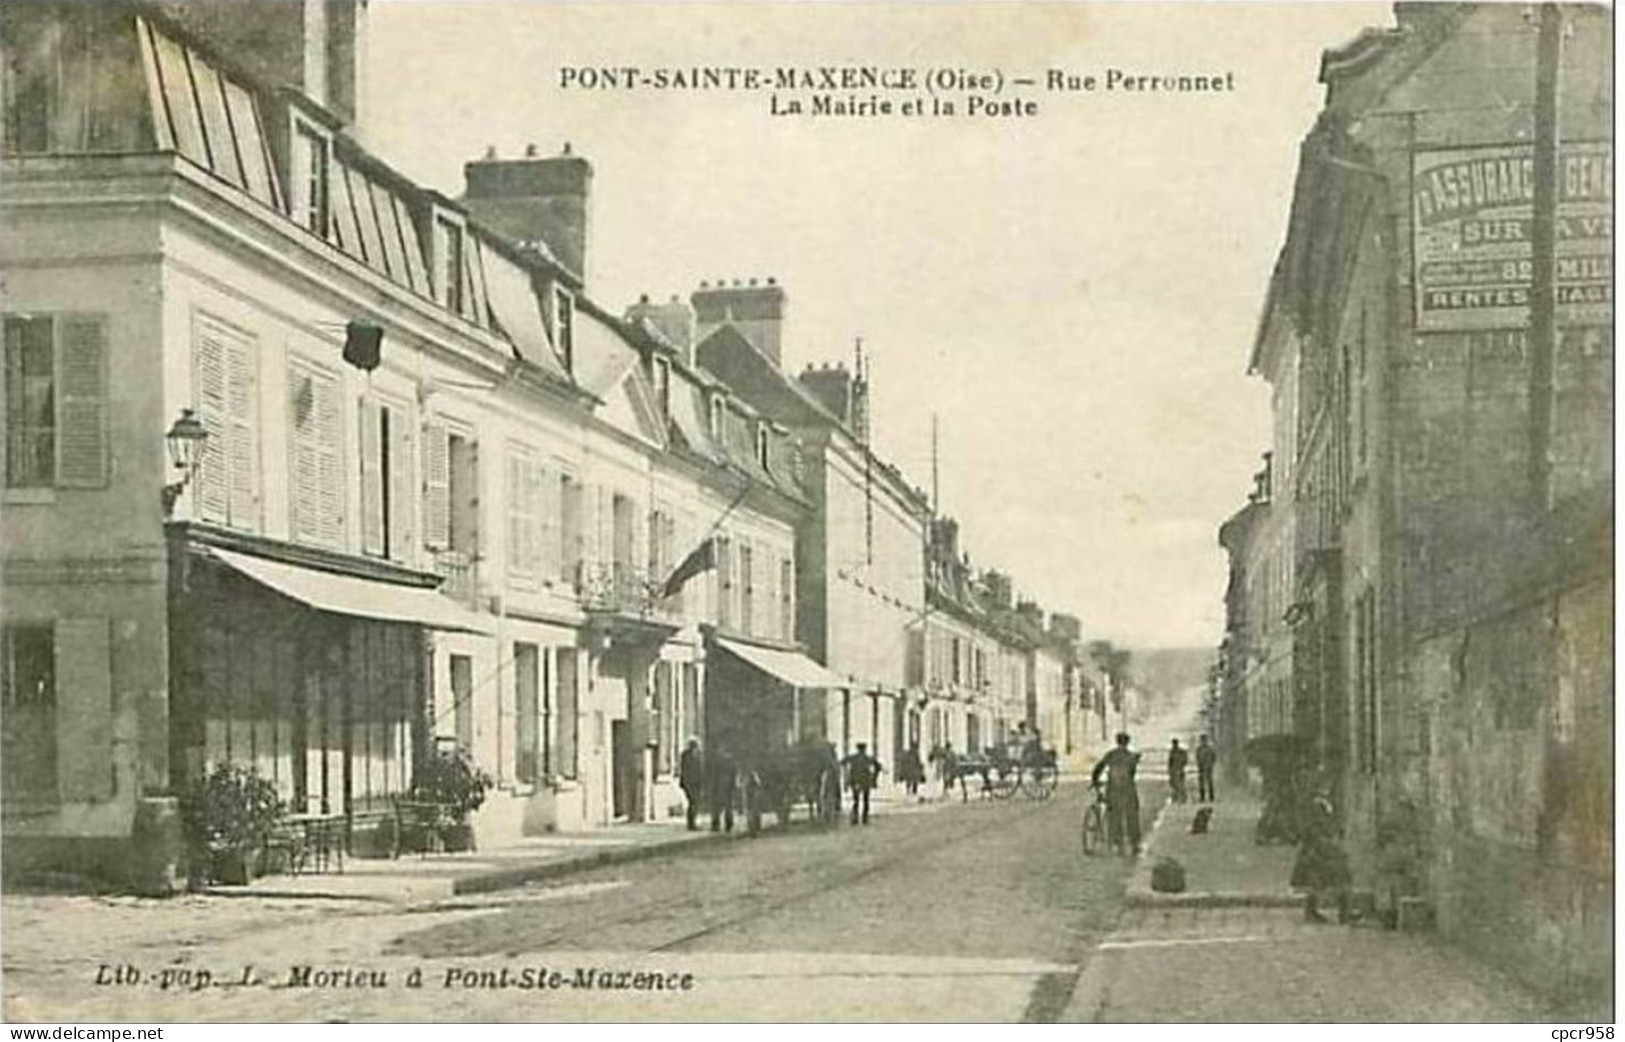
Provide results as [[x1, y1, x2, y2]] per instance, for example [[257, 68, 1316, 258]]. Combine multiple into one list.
[[364, 1, 1392, 650]]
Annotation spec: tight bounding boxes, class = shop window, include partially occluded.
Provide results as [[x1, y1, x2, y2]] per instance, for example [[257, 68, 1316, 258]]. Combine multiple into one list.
[[514, 642, 539, 785], [1, 624, 55, 800]]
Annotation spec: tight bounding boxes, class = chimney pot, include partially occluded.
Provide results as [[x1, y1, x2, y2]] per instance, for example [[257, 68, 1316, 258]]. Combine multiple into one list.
[[639, 293, 650, 303], [749, 277, 758, 287], [484, 144, 497, 159], [524, 143, 538, 158], [562, 141, 573, 156], [767, 276, 777, 285], [700, 281, 709, 288]]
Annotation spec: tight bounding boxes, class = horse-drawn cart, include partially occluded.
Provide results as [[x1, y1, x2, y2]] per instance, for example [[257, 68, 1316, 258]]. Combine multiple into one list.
[[946, 743, 1059, 800]]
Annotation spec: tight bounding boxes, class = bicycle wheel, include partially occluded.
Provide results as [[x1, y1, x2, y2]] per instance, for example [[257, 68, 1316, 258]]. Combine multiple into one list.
[[1025, 764, 1058, 800], [991, 766, 1019, 800], [1081, 804, 1105, 856]]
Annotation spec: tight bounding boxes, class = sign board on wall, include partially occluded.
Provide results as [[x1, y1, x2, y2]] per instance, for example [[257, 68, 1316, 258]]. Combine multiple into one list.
[[1412, 140, 1612, 331]]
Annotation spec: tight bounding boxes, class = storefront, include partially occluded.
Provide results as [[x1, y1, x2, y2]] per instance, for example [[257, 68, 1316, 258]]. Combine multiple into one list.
[[168, 530, 488, 850]]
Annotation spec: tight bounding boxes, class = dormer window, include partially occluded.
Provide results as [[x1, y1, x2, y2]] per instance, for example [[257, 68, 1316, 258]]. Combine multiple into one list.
[[652, 357, 671, 415], [552, 287, 576, 372], [434, 215, 465, 312], [291, 120, 331, 237], [708, 393, 724, 442]]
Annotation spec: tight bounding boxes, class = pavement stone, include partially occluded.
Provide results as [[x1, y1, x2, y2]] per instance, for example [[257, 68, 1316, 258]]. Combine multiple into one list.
[[1127, 793, 1301, 908]]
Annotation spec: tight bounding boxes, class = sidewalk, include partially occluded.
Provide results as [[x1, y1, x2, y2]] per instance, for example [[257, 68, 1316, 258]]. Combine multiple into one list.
[[212, 790, 955, 903], [207, 819, 733, 903], [1067, 793, 1556, 1022], [1125, 792, 1301, 908]]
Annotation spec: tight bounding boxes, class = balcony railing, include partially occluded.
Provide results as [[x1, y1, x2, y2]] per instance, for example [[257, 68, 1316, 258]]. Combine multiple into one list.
[[578, 559, 684, 621]]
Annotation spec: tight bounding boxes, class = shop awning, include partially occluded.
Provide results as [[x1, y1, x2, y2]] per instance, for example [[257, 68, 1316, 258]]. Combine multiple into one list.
[[715, 637, 845, 689], [208, 547, 491, 634]]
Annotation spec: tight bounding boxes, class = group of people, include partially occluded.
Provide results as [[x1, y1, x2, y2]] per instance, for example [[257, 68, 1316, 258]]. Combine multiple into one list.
[[676, 738, 888, 830], [1164, 734, 1218, 805], [1088, 731, 1219, 856]]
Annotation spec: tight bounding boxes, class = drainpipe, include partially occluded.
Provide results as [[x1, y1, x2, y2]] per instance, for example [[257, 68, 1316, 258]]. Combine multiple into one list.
[[1527, 2, 1563, 511]]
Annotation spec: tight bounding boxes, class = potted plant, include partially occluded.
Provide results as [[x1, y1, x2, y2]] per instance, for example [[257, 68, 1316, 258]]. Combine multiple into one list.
[[178, 763, 284, 886], [410, 750, 492, 853]]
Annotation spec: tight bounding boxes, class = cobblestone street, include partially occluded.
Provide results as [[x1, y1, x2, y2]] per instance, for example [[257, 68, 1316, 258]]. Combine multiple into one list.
[[7, 780, 1567, 1023], [3, 786, 1141, 1022]]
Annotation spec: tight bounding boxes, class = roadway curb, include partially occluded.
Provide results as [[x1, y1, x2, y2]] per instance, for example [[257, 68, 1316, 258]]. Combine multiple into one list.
[[450, 830, 738, 895]]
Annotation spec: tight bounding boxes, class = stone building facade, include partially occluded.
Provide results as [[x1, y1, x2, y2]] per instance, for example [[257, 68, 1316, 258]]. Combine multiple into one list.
[[1225, 3, 1612, 1005]]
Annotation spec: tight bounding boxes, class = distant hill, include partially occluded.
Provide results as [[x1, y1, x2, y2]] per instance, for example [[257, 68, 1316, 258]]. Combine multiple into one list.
[[1127, 647, 1214, 700]]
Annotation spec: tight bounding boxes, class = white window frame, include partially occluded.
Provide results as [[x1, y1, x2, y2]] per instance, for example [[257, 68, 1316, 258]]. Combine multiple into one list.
[[289, 116, 332, 239]]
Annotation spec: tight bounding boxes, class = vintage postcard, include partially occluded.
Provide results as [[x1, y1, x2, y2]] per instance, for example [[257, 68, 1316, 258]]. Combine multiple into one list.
[[0, 0, 1612, 1026]]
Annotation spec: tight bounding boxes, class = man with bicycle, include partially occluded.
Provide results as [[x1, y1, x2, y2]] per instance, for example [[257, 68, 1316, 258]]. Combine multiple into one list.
[[1090, 732, 1143, 855]]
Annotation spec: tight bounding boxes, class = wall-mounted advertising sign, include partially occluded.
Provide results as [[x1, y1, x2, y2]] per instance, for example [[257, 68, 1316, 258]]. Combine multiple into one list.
[[1412, 140, 1612, 331]]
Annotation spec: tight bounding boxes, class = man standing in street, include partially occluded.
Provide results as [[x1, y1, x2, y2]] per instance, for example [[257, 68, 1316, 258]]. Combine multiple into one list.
[[1196, 733, 1218, 803], [679, 738, 705, 831], [843, 742, 883, 825], [708, 743, 737, 833], [1167, 738, 1189, 804], [1090, 732, 1142, 855]]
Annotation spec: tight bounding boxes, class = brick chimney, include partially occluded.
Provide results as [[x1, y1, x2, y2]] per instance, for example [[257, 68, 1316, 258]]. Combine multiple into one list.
[[798, 363, 854, 425], [1049, 613, 1082, 643], [693, 278, 786, 365], [626, 294, 696, 365], [155, 0, 368, 129], [930, 517, 960, 560], [983, 571, 1013, 611], [463, 143, 592, 280]]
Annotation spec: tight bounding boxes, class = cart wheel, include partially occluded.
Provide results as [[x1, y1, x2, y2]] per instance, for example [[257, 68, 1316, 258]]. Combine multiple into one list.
[[1026, 764, 1058, 799], [991, 767, 1019, 800]]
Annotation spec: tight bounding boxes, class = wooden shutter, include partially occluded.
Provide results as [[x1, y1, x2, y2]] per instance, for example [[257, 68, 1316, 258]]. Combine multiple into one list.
[[55, 317, 107, 488], [55, 617, 113, 802], [224, 331, 257, 526], [539, 467, 560, 582], [314, 373, 344, 547], [387, 406, 415, 561], [287, 366, 321, 544], [422, 420, 450, 550], [359, 397, 383, 555], [194, 319, 230, 518], [505, 451, 527, 579]]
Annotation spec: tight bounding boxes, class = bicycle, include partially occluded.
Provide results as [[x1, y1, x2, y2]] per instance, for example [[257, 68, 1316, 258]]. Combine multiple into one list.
[[1080, 782, 1108, 856]]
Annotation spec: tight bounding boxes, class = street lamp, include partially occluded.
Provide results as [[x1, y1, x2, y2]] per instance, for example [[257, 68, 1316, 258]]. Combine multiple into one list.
[[161, 408, 208, 516]]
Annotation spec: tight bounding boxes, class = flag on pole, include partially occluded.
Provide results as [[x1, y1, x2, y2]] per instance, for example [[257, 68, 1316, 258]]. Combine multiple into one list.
[[659, 538, 716, 600]]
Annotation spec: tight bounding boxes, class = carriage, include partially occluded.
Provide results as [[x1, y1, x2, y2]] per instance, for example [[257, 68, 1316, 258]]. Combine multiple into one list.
[[946, 741, 1059, 800]]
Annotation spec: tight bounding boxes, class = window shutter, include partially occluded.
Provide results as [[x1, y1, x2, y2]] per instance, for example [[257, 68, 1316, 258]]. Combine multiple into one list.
[[359, 397, 383, 555], [528, 461, 546, 584], [195, 320, 230, 519], [55, 317, 108, 488], [287, 368, 321, 543], [387, 409, 415, 561], [315, 374, 344, 548], [539, 467, 560, 582], [225, 332, 257, 526], [422, 420, 450, 550], [55, 617, 113, 802], [505, 452, 524, 578]]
